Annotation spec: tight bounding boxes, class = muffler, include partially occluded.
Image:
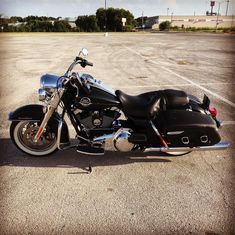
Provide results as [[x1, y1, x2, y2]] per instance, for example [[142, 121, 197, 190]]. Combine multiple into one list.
[[144, 141, 230, 153]]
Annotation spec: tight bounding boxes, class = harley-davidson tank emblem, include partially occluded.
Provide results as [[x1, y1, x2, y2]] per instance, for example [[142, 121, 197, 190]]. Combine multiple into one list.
[[79, 97, 91, 107]]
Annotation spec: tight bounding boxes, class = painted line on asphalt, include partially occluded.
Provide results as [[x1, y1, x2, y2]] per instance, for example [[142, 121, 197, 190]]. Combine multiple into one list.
[[124, 46, 235, 108], [222, 121, 235, 125], [118, 82, 235, 89], [118, 84, 191, 89]]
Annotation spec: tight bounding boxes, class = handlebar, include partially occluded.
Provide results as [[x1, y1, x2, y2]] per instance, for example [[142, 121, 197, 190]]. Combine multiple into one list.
[[64, 56, 93, 77], [75, 57, 93, 67]]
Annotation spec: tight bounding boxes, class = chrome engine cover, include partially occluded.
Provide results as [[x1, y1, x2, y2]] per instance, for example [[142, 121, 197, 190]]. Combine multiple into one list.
[[113, 128, 135, 152]]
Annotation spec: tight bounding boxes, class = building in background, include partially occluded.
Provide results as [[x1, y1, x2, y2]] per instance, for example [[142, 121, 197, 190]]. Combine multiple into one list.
[[145, 16, 159, 28], [63, 17, 76, 28], [151, 15, 234, 29]]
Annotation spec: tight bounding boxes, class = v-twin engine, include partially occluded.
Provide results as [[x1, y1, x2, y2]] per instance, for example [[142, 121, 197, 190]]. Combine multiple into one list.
[[93, 128, 135, 152]]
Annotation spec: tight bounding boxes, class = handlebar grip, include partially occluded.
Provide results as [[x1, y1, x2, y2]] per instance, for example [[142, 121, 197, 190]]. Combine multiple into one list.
[[86, 61, 93, 67], [76, 56, 83, 61]]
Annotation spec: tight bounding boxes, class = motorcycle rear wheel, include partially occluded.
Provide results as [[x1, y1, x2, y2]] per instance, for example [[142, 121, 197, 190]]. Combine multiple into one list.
[[10, 121, 58, 156]]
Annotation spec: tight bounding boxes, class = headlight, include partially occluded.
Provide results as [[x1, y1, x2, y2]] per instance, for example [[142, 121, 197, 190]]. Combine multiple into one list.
[[40, 74, 60, 90], [38, 88, 46, 101]]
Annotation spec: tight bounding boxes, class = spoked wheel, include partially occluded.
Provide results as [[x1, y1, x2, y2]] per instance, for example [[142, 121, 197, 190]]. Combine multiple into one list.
[[10, 121, 58, 156]]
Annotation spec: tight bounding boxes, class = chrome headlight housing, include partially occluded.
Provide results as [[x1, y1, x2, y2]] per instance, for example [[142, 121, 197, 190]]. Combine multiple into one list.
[[38, 74, 61, 101], [40, 74, 60, 91]]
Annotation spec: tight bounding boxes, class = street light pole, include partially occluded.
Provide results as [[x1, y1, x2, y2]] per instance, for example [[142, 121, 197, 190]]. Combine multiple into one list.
[[167, 8, 169, 16]]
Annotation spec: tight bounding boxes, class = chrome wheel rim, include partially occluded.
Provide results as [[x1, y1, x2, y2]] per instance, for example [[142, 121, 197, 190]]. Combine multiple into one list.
[[16, 121, 56, 152]]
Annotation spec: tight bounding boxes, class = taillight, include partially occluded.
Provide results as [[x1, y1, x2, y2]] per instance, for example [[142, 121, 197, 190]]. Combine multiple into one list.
[[209, 107, 217, 118]]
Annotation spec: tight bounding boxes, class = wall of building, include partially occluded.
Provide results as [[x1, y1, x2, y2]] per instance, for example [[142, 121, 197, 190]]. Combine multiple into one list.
[[152, 15, 235, 29]]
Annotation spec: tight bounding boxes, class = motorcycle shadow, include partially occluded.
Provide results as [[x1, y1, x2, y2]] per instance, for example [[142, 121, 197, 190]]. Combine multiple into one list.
[[0, 138, 172, 171]]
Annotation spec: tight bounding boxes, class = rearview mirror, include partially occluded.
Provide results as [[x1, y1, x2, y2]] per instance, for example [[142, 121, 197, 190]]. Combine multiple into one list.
[[79, 48, 88, 57]]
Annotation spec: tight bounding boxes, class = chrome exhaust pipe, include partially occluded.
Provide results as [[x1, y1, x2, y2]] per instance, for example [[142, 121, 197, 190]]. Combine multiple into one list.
[[144, 141, 230, 153]]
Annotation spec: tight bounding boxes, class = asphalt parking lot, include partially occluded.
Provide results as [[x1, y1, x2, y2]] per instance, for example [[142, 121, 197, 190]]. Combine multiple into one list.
[[0, 32, 235, 235]]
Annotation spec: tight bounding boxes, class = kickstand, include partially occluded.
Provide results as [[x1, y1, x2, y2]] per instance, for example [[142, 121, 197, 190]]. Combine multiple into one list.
[[81, 163, 92, 174], [87, 164, 92, 174]]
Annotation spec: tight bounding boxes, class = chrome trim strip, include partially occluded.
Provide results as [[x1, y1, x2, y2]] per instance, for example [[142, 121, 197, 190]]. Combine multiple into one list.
[[167, 131, 184, 135], [76, 149, 104, 156], [144, 141, 230, 152], [9, 119, 41, 121]]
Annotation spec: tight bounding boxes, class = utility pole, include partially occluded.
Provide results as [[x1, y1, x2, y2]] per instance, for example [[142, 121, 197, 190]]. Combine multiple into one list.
[[104, 0, 108, 36], [225, 0, 229, 16], [215, 2, 221, 32], [171, 12, 173, 23], [167, 8, 169, 16], [142, 11, 144, 31]]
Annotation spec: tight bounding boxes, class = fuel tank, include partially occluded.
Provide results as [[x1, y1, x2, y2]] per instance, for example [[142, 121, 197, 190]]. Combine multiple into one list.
[[75, 84, 120, 110]]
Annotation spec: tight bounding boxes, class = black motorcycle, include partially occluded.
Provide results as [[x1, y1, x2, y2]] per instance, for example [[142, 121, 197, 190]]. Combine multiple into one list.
[[9, 48, 229, 156]]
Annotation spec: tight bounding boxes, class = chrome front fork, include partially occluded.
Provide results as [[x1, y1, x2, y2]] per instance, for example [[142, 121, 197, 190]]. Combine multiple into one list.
[[34, 89, 64, 142]]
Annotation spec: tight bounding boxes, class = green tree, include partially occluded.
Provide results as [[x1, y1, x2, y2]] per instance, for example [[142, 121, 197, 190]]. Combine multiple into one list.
[[75, 15, 99, 32], [24, 15, 56, 23], [25, 20, 54, 32], [10, 16, 24, 23], [53, 20, 71, 32], [159, 21, 171, 31], [96, 8, 135, 32]]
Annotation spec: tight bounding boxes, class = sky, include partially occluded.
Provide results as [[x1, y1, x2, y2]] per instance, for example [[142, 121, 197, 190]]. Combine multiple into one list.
[[0, 0, 235, 18]]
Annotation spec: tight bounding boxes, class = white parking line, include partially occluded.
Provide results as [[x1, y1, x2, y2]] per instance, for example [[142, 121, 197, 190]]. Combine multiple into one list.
[[223, 121, 235, 125], [118, 82, 235, 89], [124, 46, 235, 108]]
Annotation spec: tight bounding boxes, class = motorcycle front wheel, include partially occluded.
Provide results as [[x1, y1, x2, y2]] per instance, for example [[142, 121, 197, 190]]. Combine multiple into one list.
[[10, 121, 58, 156]]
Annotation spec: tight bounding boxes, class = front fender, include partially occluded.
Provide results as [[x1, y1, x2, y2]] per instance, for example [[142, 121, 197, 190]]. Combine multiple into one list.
[[9, 104, 46, 121], [8, 104, 69, 144]]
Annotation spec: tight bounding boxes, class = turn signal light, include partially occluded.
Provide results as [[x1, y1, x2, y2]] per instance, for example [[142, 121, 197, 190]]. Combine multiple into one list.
[[209, 107, 217, 118]]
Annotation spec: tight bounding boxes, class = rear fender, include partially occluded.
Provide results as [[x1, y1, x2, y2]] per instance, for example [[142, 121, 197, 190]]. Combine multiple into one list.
[[8, 104, 69, 143]]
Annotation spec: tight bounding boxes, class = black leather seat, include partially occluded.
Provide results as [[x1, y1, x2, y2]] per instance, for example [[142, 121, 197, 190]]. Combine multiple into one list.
[[162, 89, 189, 108], [115, 89, 189, 118], [115, 90, 162, 118]]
